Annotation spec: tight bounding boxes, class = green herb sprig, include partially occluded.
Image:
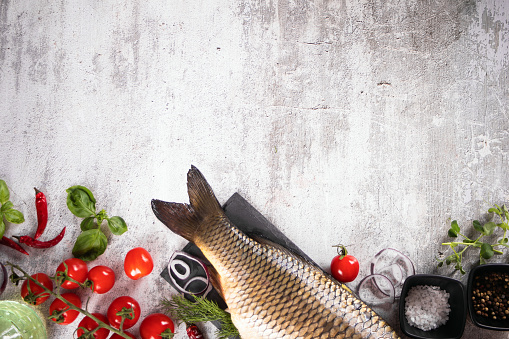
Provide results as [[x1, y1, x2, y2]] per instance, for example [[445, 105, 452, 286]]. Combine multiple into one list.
[[0, 180, 25, 238], [161, 295, 240, 339], [66, 185, 127, 261], [437, 204, 509, 274]]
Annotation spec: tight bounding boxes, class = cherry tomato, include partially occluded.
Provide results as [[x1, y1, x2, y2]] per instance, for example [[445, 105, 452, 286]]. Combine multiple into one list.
[[124, 247, 154, 280], [110, 332, 136, 339], [20, 273, 53, 305], [87, 265, 115, 294], [107, 296, 141, 330], [140, 313, 175, 339], [49, 292, 82, 325], [77, 313, 109, 339], [330, 254, 359, 283], [56, 258, 88, 289]]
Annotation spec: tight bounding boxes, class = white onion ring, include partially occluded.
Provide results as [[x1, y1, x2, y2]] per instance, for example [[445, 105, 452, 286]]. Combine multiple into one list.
[[370, 248, 415, 298], [168, 251, 210, 295], [355, 274, 395, 305], [170, 259, 191, 280]]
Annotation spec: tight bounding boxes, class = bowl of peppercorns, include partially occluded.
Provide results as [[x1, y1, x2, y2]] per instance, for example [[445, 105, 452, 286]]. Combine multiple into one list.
[[468, 263, 509, 330]]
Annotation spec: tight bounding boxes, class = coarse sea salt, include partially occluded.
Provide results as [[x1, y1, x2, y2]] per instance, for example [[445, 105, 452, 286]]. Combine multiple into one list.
[[405, 285, 451, 331]]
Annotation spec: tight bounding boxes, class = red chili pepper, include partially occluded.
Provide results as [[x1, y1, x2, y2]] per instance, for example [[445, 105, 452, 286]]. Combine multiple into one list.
[[0, 236, 29, 255], [186, 324, 203, 339], [34, 188, 48, 239], [14, 227, 66, 248]]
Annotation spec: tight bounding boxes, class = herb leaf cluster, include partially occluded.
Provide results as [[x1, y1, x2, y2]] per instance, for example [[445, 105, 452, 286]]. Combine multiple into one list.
[[161, 295, 240, 339], [0, 180, 25, 238], [438, 204, 509, 274], [66, 185, 127, 261]]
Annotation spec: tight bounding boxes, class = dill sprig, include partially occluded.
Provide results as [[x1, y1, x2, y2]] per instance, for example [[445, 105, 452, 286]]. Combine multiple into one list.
[[160, 295, 240, 339]]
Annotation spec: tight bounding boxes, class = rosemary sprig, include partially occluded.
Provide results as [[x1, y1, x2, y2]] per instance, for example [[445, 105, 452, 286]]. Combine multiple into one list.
[[160, 295, 240, 339]]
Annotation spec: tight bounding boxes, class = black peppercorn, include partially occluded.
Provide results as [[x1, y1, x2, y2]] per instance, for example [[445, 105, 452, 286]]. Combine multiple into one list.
[[472, 271, 509, 322]]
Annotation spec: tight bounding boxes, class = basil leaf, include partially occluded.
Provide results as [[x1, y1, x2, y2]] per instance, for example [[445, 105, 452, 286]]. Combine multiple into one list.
[[0, 180, 9, 204], [66, 186, 96, 218], [480, 243, 494, 259], [0, 217, 4, 239], [107, 216, 127, 235], [80, 217, 97, 231], [1, 201, 13, 212], [3, 208, 25, 224], [96, 209, 108, 225], [72, 229, 107, 261]]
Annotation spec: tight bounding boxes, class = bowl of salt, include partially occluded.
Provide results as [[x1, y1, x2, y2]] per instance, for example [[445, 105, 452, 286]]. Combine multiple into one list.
[[399, 274, 466, 339]]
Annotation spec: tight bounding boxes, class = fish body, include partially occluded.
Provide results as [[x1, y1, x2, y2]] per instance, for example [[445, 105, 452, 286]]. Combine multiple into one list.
[[152, 166, 399, 339]]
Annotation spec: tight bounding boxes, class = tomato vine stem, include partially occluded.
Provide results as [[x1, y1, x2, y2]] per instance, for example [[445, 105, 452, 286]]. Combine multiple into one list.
[[5, 262, 131, 339]]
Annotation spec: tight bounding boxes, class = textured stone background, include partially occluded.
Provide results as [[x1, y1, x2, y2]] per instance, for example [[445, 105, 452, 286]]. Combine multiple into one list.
[[0, 0, 508, 338]]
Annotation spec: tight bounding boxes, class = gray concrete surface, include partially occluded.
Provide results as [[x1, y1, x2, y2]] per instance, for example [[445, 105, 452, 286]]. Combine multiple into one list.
[[0, 0, 508, 338]]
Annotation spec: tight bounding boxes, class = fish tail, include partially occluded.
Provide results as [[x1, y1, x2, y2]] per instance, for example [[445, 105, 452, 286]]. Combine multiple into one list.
[[151, 165, 223, 242]]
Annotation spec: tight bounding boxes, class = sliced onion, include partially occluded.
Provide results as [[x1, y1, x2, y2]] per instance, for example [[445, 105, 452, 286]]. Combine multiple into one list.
[[0, 262, 6, 297], [167, 251, 210, 296], [356, 274, 395, 305], [370, 248, 415, 298]]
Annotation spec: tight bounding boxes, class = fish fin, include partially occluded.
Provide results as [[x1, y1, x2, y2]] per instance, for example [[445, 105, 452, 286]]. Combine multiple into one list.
[[186, 165, 223, 218], [151, 200, 200, 242], [206, 265, 225, 301], [151, 166, 224, 243]]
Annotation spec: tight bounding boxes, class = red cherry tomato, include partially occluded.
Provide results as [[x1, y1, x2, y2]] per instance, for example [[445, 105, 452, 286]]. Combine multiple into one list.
[[87, 265, 115, 294], [124, 247, 154, 280], [20, 273, 53, 305], [107, 296, 141, 330], [56, 258, 88, 289], [110, 332, 136, 339], [77, 313, 109, 339], [140, 313, 175, 339], [49, 292, 82, 325], [330, 254, 359, 283]]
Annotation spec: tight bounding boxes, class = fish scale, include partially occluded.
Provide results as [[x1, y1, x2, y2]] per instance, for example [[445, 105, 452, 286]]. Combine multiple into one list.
[[152, 166, 400, 339]]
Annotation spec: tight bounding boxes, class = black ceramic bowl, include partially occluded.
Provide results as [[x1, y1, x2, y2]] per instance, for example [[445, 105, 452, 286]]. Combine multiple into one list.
[[399, 274, 466, 339], [468, 263, 509, 330]]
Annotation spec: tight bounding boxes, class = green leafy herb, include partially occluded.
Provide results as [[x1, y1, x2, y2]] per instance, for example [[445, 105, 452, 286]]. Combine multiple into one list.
[[66, 185, 127, 261], [161, 295, 240, 339], [107, 216, 127, 235], [72, 228, 108, 261], [437, 204, 509, 274], [0, 179, 25, 238]]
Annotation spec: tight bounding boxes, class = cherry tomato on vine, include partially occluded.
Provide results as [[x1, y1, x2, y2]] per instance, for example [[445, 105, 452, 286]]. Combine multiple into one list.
[[77, 313, 110, 339], [20, 273, 53, 305], [330, 245, 359, 283], [124, 247, 153, 280], [140, 313, 175, 339], [87, 265, 115, 294], [107, 296, 141, 330], [110, 332, 136, 339], [56, 258, 88, 289], [49, 292, 82, 325]]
